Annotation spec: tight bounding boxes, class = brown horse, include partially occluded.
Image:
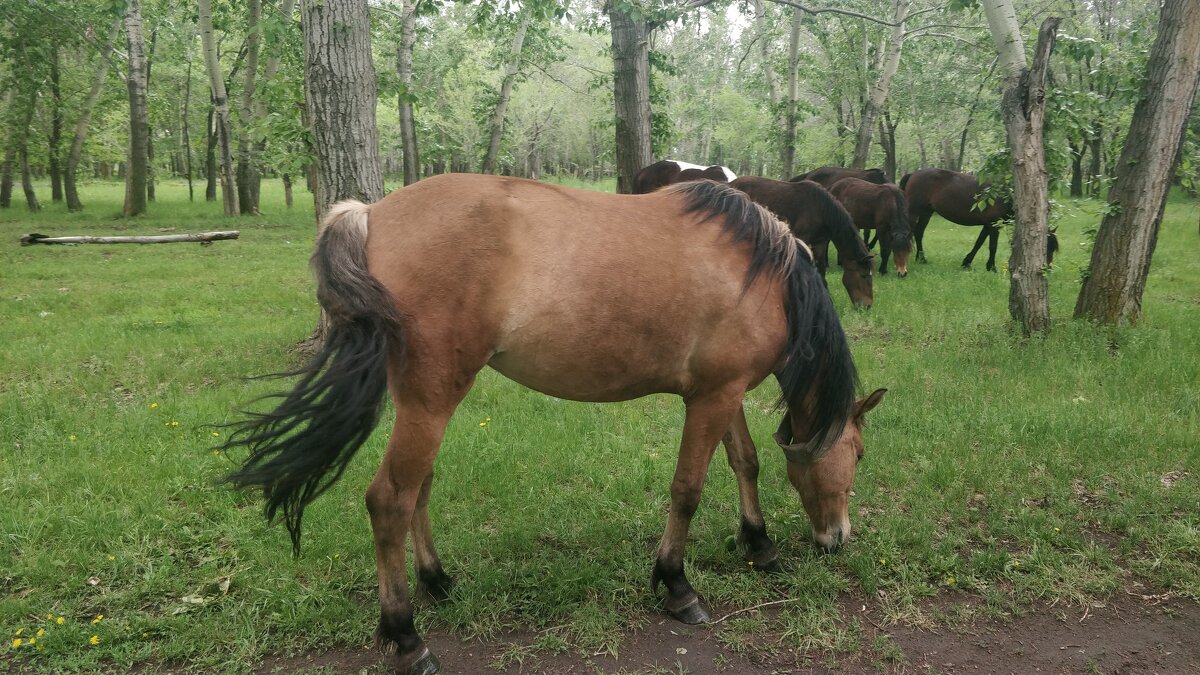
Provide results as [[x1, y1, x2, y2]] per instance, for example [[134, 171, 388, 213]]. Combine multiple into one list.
[[900, 168, 1059, 271], [791, 166, 887, 188], [730, 176, 874, 308], [221, 174, 881, 675], [829, 177, 912, 277], [633, 159, 736, 194]]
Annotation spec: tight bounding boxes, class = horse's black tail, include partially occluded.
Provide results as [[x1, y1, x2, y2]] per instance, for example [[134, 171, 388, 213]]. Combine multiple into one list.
[[888, 186, 913, 252], [898, 172, 912, 191], [777, 246, 859, 458], [221, 200, 404, 555]]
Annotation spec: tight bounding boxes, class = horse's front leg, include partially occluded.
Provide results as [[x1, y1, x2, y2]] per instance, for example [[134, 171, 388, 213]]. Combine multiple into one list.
[[722, 404, 780, 572], [652, 389, 743, 624]]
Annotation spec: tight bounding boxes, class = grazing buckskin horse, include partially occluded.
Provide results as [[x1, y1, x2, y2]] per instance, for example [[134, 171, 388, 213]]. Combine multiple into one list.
[[730, 176, 874, 308], [899, 168, 1058, 271], [828, 177, 912, 277], [221, 174, 883, 675], [791, 166, 888, 188], [633, 159, 737, 194]]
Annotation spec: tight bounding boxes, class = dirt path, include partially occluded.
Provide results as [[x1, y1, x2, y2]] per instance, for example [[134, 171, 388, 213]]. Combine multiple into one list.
[[261, 590, 1199, 674]]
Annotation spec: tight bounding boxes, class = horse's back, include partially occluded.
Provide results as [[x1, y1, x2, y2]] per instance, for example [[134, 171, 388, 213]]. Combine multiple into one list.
[[364, 174, 787, 401]]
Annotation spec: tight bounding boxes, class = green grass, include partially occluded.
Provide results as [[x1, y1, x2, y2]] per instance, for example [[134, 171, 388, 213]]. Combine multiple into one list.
[[1, 180, 1197, 672]]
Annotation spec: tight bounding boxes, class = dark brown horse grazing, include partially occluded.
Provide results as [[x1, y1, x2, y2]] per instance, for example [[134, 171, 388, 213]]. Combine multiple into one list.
[[730, 176, 874, 308], [900, 168, 1059, 271], [220, 174, 880, 675], [791, 166, 887, 188], [829, 177, 912, 277], [633, 159, 736, 194]]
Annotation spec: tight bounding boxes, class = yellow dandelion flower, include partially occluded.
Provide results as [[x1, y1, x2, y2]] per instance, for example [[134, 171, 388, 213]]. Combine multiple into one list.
[[1054, 527, 1060, 533], [486, 417, 492, 421], [946, 576, 956, 584], [211, 431, 220, 437], [107, 555, 115, 561], [27, 638, 35, 646], [479, 422, 487, 427], [36, 629, 44, 638], [89, 635, 100, 645], [142, 633, 149, 638], [150, 402, 158, 409], [12, 638, 21, 648], [92, 614, 103, 624], [14, 629, 22, 637], [69, 435, 77, 442], [56, 617, 64, 625], [212, 450, 220, 456], [879, 558, 888, 565], [46, 614, 52, 620]]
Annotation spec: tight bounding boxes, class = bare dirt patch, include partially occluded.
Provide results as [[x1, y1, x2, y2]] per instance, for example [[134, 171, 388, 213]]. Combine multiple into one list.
[[259, 589, 1200, 674]]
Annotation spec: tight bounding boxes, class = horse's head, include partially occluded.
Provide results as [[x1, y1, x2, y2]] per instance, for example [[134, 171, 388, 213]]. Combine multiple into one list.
[[774, 389, 886, 552], [842, 255, 875, 309]]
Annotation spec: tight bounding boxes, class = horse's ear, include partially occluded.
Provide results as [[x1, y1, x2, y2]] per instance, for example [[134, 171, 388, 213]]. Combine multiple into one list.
[[854, 388, 887, 420]]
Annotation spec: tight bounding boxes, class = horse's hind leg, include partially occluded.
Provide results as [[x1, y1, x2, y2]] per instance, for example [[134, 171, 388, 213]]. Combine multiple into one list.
[[984, 225, 1000, 271], [912, 211, 932, 263], [369, 373, 476, 675], [412, 472, 454, 600], [652, 388, 744, 624], [722, 404, 780, 572], [962, 225, 993, 270]]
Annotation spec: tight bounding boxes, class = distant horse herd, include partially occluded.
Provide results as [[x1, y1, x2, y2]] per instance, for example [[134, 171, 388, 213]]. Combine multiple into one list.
[[636, 158, 1058, 304], [222, 159, 1055, 674]]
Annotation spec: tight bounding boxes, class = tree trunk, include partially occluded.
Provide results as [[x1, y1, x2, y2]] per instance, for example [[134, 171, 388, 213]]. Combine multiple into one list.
[[123, 0, 150, 217], [608, 1, 652, 194], [65, 20, 119, 211], [48, 47, 64, 202], [983, 2, 1060, 336], [183, 21, 196, 202], [146, 28, 158, 203], [1068, 138, 1084, 197], [237, 0, 262, 214], [283, 173, 294, 208], [782, 8, 802, 177], [0, 146, 13, 208], [18, 92, 40, 212], [878, 111, 898, 181], [1074, 0, 1200, 325], [205, 106, 218, 201], [1087, 126, 1103, 197], [851, 0, 909, 170], [481, 12, 532, 174], [200, 0, 240, 216], [251, 0, 298, 202], [300, 0, 385, 219], [396, 0, 420, 185]]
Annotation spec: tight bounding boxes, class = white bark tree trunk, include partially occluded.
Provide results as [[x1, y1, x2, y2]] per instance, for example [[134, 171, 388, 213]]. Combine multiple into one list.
[[851, 0, 909, 169], [199, 0, 240, 216], [123, 0, 150, 217], [397, 0, 420, 185], [66, 19, 120, 212], [482, 12, 532, 174]]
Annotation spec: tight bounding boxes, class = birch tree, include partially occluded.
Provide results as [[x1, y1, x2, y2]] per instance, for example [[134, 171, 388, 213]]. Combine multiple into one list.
[[396, 0, 420, 185], [850, 0, 909, 169], [481, 10, 532, 174], [199, 0, 240, 216], [66, 18, 121, 211], [123, 0, 150, 217]]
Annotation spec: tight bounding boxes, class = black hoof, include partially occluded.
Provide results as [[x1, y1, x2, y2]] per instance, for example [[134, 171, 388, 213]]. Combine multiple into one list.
[[666, 595, 712, 624], [749, 556, 782, 574], [418, 567, 455, 601], [394, 647, 441, 675]]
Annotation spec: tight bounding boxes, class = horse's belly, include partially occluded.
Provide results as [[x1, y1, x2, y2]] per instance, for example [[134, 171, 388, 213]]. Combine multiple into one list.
[[486, 340, 686, 403]]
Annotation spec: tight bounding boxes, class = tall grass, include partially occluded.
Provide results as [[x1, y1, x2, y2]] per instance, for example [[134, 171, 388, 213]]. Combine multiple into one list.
[[1, 180, 1196, 672]]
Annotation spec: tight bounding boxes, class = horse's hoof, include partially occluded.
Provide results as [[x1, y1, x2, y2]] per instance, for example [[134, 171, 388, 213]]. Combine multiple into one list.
[[749, 556, 782, 574], [418, 567, 455, 602], [666, 595, 712, 624], [393, 647, 441, 675]]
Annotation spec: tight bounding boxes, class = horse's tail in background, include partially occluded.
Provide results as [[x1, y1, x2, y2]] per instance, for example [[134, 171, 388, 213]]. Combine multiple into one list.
[[776, 244, 859, 458], [221, 199, 404, 554], [898, 172, 912, 191], [888, 185, 913, 252]]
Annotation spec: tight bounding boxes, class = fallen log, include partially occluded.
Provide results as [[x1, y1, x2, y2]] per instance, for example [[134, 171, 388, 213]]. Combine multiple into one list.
[[20, 231, 240, 246]]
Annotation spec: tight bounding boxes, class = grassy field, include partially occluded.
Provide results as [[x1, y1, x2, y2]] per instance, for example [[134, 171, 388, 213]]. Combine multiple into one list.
[[1, 179, 1197, 672]]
